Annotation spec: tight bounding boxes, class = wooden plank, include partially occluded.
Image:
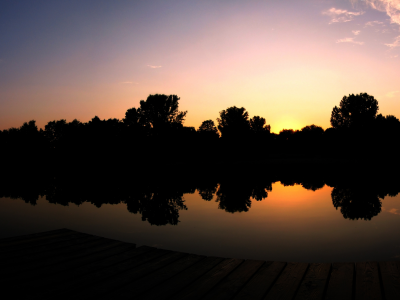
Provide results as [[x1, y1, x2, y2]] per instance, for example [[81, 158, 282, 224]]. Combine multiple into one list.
[[112, 254, 205, 299], [204, 260, 265, 300], [294, 263, 330, 300], [171, 258, 244, 300], [40, 247, 168, 299], [139, 257, 225, 300], [21, 246, 153, 298], [379, 261, 400, 300], [70, 250, 185, 300], [0, 229, 77, 250], [2, 237, 123, 281], [0, 228, 71, 245], [325, 263, 354, 300], [264, 262, 308, 300], [233, 261, 286, 300], [355, 262, 382, 300], [1, 235, 103, 272], [0, 231, 94, 263]]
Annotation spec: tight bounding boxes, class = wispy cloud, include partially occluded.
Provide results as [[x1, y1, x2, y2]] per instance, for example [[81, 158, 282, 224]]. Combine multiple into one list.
[[385, 34, 400, 48], [323, 7, 365, 24], [352, 30, 361, 35], [365, 20, 384, 26], [360, 1, 400, 48], [386, 90, 399, 97], [383, 207, 400, 215], [147, 65, 162, 69], [336, 37, 365, 44], [363, 0, 400, 26]]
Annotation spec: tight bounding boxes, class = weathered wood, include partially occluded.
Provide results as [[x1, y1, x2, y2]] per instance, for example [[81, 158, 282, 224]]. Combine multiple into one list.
[[204, 259, 265, 300], [264, 262, 308, 300], [2, 236, 123, 281], [111, 254, 205, 299], [15, 244, 140, 297], [171, 258, 244, 300], [379, 261, 400, 300], [355, 262, 382, 300], [325, 263, 354, 300], [0, 229, 77, 251], [35, 246, 155, 299], [0, 228, 70, 246], [233, 261, 286, 300], [294, 263, 330, 300], [0, 231, 96, 263], [139, 257, 225, 300], [40, 247, 167, 300], [1, 230, 399, 300], [74, 250, 186, 300]]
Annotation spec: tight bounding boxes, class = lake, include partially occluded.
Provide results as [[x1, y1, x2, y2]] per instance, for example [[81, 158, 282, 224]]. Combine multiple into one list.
[[1, 161, 399, 262]]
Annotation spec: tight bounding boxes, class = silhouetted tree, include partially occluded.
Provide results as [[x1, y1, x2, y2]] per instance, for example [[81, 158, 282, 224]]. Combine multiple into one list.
[[300, 125, 324, 137], [217, 106, 250, 138], [137, 94, 187, 133], [198, 120, 219, 136], [330, 93, 378, 130], [123, 107, 143, 130], [250, 116, 270, 134], [44, 119, 67, 148], [197, 120, 219, 151]]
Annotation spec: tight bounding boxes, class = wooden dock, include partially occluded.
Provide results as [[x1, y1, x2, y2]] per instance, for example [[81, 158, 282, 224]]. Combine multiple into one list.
[[1, 228, 400, 300]]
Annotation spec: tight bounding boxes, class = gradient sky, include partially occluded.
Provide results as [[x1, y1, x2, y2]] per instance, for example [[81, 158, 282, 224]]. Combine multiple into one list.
[[1, 0, 399, 132]]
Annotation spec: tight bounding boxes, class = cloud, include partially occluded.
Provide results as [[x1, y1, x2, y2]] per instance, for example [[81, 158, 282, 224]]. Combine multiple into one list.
[[363, 1, 400, 26], [336, 37, 365, 44], [384, 207, 400, 215], [352, 30, 361, 35], [147, 65, 162, 69], [385, 34, 400, 47], [386, 90, 399, 97], [365, 20, 385, 26], [323, 7, 365, 24]]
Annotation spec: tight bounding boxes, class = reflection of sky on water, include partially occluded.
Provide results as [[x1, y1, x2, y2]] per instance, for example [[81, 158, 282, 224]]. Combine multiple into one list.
[[1, 182, 400, 263]]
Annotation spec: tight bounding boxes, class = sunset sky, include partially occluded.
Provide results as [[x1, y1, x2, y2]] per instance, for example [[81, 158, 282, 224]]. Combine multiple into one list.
[[1, 0, 399, 133]]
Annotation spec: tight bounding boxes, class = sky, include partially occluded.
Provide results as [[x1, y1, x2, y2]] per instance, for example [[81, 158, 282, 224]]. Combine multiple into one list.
[[1, 0, 400, 133]]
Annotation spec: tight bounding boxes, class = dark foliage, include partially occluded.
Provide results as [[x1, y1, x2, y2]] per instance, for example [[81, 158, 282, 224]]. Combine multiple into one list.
[[1, 162, 399, 225], [330, 93, 379, 130]]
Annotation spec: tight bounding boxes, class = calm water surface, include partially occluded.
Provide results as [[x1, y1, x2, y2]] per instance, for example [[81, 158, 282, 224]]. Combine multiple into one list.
[[1, 175, 400, 263]]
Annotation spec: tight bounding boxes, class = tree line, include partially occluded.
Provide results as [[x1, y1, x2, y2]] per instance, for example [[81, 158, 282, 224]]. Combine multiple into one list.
[[1, 92, 399, 168]]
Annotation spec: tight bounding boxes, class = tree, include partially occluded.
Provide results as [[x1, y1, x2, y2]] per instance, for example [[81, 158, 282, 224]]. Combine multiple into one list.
[[197, 120, 219, 138], [198, 120, 218, 134], [138, 94, 187, 132], [217, 106, 250, 138], [330, 93, 379, 130], [123, 107, 142, 129], [249, 116, 271, 134]]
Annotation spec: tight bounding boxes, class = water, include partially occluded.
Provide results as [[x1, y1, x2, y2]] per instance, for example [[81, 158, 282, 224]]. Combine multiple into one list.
[[1, 164, 400, 263]]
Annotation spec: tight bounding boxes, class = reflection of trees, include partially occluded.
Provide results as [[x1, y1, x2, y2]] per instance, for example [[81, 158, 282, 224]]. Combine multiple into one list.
[[125, 188, 187, 226], [216, 183, 253, 213], [3, 165, 400, 223], [198, 184, 218, 201], [301, 179, 325, 191], [215, 178, 272, 213], [331, 186, 382, 220]]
